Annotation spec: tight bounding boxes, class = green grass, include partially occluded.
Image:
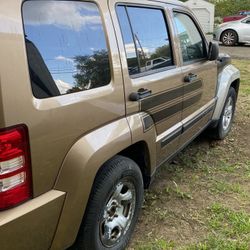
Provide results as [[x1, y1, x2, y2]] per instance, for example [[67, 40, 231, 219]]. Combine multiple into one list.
[[165, 184, 193, 200], [209, 179, 248, 198], [208, 203, 250, 238], [233, 60, 250, 96], [186, 236, 249, 250], [186, 203, 250, 250], [134, 239, 175, 250]]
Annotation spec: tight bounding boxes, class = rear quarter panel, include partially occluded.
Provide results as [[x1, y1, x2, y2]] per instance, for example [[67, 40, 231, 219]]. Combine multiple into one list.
[[0, 0, 125, 197]]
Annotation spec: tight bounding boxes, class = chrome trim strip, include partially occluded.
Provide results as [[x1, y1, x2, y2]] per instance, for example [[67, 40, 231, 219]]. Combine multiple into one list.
[[157, 122, 182, 142]]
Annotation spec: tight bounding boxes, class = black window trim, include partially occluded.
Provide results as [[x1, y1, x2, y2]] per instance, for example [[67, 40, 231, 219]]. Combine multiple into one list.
[[173, 9, 209, 66], [116, 3, 176, 79]]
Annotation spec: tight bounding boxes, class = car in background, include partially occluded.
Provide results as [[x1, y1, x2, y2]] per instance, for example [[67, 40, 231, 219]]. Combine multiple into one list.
[[223, 10, 250, 23], [145, 57, 171, 70], [214, 16, 250, 46]]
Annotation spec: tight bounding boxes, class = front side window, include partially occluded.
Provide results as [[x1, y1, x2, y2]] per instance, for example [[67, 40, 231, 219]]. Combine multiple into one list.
[[23, 1, 111, 99], [173, 12, 207, 63], [117, 6, 173, 76]]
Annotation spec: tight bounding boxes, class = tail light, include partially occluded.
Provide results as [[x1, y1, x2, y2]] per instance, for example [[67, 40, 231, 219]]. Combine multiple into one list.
[[0, 125, 32, 210]]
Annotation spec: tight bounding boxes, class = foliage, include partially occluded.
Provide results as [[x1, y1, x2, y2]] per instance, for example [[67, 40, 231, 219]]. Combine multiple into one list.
[[150, 45, 171, 60], [180, 0, 250, 18], [210, 0, 250, 17], [73, 50, 110, 90]]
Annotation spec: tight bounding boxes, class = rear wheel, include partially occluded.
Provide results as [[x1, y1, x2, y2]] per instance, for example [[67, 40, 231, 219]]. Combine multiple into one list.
[[221, 30, 238, 46], [74, 156, 144, 250]]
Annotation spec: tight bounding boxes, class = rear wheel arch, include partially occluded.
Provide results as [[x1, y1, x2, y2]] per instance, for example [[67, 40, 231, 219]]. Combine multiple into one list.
[[119, 141, 152, 189], [71, 141, 152, 249]]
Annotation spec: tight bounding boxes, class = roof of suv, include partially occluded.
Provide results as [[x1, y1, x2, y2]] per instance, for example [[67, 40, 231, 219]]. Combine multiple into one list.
[[149, 0, 184, 6]]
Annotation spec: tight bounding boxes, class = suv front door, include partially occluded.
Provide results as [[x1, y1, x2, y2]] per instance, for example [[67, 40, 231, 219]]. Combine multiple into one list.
[[173, 10, 218, 146]]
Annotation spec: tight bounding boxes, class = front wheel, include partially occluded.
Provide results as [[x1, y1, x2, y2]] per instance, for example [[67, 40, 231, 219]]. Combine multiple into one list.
[[210, 87, 236, 140], [74, 156, 144, 250]]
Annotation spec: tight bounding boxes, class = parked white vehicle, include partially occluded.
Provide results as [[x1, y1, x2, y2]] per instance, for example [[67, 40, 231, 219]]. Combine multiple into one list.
[[145, 57, 171, 70], [214, 16, 250, 46]]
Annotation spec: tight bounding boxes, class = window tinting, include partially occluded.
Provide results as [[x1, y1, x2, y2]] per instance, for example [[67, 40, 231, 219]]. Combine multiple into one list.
[[174, 12, 207, 63], [117, 6, 173, 76], [23, 1, 111, 99]]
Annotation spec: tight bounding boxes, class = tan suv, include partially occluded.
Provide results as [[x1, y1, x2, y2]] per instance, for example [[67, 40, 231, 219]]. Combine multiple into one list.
[[0, 1, 240, 249]]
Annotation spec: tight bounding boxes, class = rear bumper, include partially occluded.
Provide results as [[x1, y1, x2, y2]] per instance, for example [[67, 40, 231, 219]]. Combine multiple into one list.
[[0, 190, 65, 250]]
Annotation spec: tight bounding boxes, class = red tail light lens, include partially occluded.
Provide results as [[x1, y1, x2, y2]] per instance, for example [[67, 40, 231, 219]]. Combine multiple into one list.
[[0, 125, 32, 210]]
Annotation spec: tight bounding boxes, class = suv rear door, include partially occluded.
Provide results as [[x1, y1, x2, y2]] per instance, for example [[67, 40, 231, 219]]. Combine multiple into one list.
[[172, 9, 218, 146], [110, 0, 184, 165]]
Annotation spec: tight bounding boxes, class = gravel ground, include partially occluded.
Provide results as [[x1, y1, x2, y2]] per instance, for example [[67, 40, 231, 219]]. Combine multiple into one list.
[[219, 44, 250, 60], [206, 34, 250, 60]]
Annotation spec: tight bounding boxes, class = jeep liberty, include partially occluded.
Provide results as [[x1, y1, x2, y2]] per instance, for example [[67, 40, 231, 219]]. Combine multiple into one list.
[[0, 1, 240, 249]]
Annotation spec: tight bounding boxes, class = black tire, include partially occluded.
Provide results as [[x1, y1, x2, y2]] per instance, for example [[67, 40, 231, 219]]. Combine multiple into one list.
[[210, 87, 236, 140], [221, 30, 238, 46], [73, 155, 144, 250]]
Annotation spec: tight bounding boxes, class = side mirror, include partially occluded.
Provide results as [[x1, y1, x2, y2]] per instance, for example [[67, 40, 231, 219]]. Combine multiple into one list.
[[208, 42, 219, 61]]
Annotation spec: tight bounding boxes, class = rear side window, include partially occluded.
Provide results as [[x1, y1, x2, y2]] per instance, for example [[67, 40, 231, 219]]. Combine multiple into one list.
[[173, 12, 207, 63], [22, 1, 111, 99], [117, 6, 173, 76]]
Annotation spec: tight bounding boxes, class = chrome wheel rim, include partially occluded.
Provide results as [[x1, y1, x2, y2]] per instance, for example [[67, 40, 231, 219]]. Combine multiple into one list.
[[222, 97, 233, 131], [222, 32, 236, 45], [100, 179, 136, 247]]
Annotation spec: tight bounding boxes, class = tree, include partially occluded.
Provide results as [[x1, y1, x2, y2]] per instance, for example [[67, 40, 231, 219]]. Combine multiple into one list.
[[210, 0, 250, 17], [73, 50, 110, 90], [150, 45, 171, 60]]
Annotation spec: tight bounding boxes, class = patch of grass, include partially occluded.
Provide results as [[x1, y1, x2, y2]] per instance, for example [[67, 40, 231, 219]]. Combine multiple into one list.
[[165, 184, 193, 200], [150, 207, 174, 221], [209, 180, 248, 198], [186, 236, 249, 250], [208, 203, 250, 239], [133, 239, 175, 250], [241, 87, 250, 96], [243, 161, 250, 179], [215, 161, 239, 173], [233, 60, 250, 96]]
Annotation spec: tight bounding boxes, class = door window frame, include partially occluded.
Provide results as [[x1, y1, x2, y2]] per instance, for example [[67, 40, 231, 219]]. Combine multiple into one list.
[[172, 9, 209, 66], [116, 3, 176, 79]]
